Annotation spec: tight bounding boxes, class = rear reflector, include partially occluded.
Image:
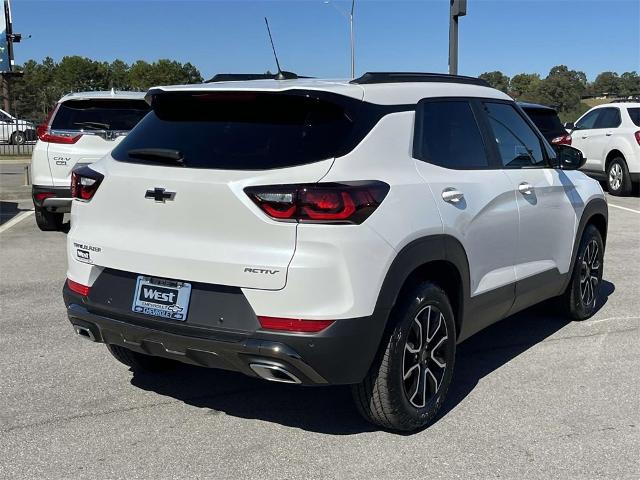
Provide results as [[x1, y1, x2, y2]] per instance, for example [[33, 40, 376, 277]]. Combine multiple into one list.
[[258, 316, 334, 333], [67, 279, 90, 296], [34, 192, 55, 202], [245, 181, 389, 224]]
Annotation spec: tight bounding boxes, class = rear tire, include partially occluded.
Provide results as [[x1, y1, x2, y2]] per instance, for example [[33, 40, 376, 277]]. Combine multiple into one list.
[[606, 157, 632, 196], [10, 131, 26, 146], [352, 282, 456, 431], [106, 344, 176, 372], [34, 206, 63, 231], [561, 224, 604, 321]]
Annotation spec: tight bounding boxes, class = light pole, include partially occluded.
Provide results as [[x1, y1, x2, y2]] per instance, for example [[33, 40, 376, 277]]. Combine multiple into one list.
[[449, 0, 467, 75], [324, 0, 355, 78]]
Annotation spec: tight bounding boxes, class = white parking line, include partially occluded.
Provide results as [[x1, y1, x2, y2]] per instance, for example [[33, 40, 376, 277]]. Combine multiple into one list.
[[0, 210, 34, 234], [608, 203, 640, 214]]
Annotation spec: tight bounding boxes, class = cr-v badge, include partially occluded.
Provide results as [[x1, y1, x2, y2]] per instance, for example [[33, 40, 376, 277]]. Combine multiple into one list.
[[145, 188, 176, 203]]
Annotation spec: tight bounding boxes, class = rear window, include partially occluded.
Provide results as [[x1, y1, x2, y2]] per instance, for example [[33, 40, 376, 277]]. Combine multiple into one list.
[[628, 108, 640, 127], [112, 91, 363, 170], [522, 108, 565, 137], [51, 99, 150, 132]]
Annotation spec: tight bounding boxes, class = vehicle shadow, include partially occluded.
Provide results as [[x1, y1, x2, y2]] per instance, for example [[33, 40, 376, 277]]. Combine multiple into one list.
[[129, 280, 615, 435], [0, 201, 25, 225]]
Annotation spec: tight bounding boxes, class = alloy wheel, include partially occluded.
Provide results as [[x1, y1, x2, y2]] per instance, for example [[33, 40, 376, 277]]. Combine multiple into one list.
[[580, 239, 601, 308], [609, 163, 623, 191], [402, 305, 449, 408]]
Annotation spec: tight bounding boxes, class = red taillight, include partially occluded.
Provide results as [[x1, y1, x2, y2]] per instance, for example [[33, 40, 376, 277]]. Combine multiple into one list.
[[71, 166, 104, 201], [34, 192, 55, 202], [67, 279, 90, 296], [635, 131, 640, 146], [36, 103, 82, 144], [245, 182, 389, 224], [551, 134, 572, 145], [36, 125, 82, 144], [258, 316, 334, 333]]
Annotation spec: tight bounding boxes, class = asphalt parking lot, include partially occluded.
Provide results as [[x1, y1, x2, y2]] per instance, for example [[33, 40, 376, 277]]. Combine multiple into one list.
[[1, 161, 639, 479]]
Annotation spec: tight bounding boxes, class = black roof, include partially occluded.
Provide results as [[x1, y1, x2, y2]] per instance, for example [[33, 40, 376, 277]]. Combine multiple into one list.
[[350, 72, 489, 87], [517, 101, 558, 112]]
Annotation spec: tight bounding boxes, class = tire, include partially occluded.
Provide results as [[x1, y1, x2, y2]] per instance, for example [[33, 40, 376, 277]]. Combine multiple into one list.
[[106, 344, 176, 372], [10, 131, 26, 146], [352, 282, 456, 431], [606, 157, 632, 196], [34, 206, 64, 231], [561, 224, 604, 321]]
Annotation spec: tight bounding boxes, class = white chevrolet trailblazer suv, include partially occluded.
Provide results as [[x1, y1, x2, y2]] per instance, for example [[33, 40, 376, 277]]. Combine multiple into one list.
[[31, 91, 149, 231], [568, 101, 640, 196], [64, 73, 608, 431]]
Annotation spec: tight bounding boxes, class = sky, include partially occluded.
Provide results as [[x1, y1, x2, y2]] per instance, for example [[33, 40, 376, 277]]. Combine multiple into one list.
[[10, 0, 640, 81]]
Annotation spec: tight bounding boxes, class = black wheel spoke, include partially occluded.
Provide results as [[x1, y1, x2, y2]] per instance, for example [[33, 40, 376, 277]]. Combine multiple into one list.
[[403, 304, 449, 409]]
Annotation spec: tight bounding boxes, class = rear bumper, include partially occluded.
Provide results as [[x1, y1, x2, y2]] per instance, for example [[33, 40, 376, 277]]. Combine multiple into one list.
[[32, 185, 72, 213], [63, 281, 388, 386]]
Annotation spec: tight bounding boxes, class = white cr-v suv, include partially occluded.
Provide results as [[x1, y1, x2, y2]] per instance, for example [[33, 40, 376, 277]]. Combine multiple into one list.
[[64, 73, 608, 431], [31, 90, 149, 231], [569, 102, 640, 195]]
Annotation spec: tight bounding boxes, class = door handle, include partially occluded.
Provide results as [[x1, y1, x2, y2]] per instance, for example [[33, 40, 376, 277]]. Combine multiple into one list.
[[605, 132, 612, 136], [442, 188, 464, 203], [518, 182, 534, 195], [581, 136, 588, 139]]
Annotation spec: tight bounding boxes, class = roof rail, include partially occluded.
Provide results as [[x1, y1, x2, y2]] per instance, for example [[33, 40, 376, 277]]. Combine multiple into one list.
[[207, 72, 302, 83], [350, 72, 489, 87]]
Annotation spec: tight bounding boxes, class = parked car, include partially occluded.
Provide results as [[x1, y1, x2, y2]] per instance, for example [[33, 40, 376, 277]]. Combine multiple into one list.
[[31, 91, 150, 231], [567, 102, 640, 195], [519, 102, 571, 145], [0, 108, 36, 145], [64, 73, 607, 432]]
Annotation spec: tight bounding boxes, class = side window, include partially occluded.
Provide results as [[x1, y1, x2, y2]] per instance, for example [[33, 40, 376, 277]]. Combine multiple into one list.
[[594, 108, 621, 129], [575, 110, 600, 130], [414, 100, 489, 169], [483, 102, 545, 168]]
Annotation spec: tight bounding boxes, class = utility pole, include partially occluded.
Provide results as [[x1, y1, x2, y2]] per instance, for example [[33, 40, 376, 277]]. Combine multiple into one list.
[[1, 0, 25, 112], [325, 0, 356, 78], [448, 0, 467, 75]]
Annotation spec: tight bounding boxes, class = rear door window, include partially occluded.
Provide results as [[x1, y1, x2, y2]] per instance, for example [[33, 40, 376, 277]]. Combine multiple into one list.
[[112, 91, 365, 170], [51, 99, 150, 132], [483, 102, 546, 168], [413, 100, 489, 169], [594, 107, 621, 129]]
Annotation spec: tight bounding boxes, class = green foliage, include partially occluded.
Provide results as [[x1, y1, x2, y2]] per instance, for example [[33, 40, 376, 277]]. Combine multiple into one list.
[[481, 67, 639, 125], [6, 56, 203, 121], [478, 71, 510, 93]]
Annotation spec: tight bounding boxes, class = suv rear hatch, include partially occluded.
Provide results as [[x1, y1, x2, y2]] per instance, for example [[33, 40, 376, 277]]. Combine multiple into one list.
[[42, 97, 149, 187], [70, 88, 365, 290]]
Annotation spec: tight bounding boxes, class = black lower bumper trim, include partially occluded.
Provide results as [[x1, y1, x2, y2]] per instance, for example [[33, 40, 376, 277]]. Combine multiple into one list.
[[67, 303, 329, 385], [32, 185, 72, 212]]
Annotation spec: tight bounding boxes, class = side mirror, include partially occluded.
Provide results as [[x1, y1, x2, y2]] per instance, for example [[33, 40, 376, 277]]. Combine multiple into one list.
[[552, 144, 585, 170], [564, 122, 575, 131]]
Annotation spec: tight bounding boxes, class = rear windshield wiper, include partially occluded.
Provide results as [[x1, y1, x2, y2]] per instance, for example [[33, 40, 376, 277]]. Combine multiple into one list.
[[127, 148, 185, 166], [74, 121, 111, 130]]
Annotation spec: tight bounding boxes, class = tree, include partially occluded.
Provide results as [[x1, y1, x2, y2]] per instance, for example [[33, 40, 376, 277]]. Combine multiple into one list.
[[479, 71, 510, 93], [535, 65, 586, 112], [592, 71, 620, 95], [619, 71, 640, 97], [509, 73, 541, 99], [108, 59, 130, 90]]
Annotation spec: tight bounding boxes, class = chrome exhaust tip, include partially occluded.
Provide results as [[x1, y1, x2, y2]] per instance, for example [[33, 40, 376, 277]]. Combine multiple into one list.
[[249, 363, 302, 384], [73, 325, 96, 342]]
